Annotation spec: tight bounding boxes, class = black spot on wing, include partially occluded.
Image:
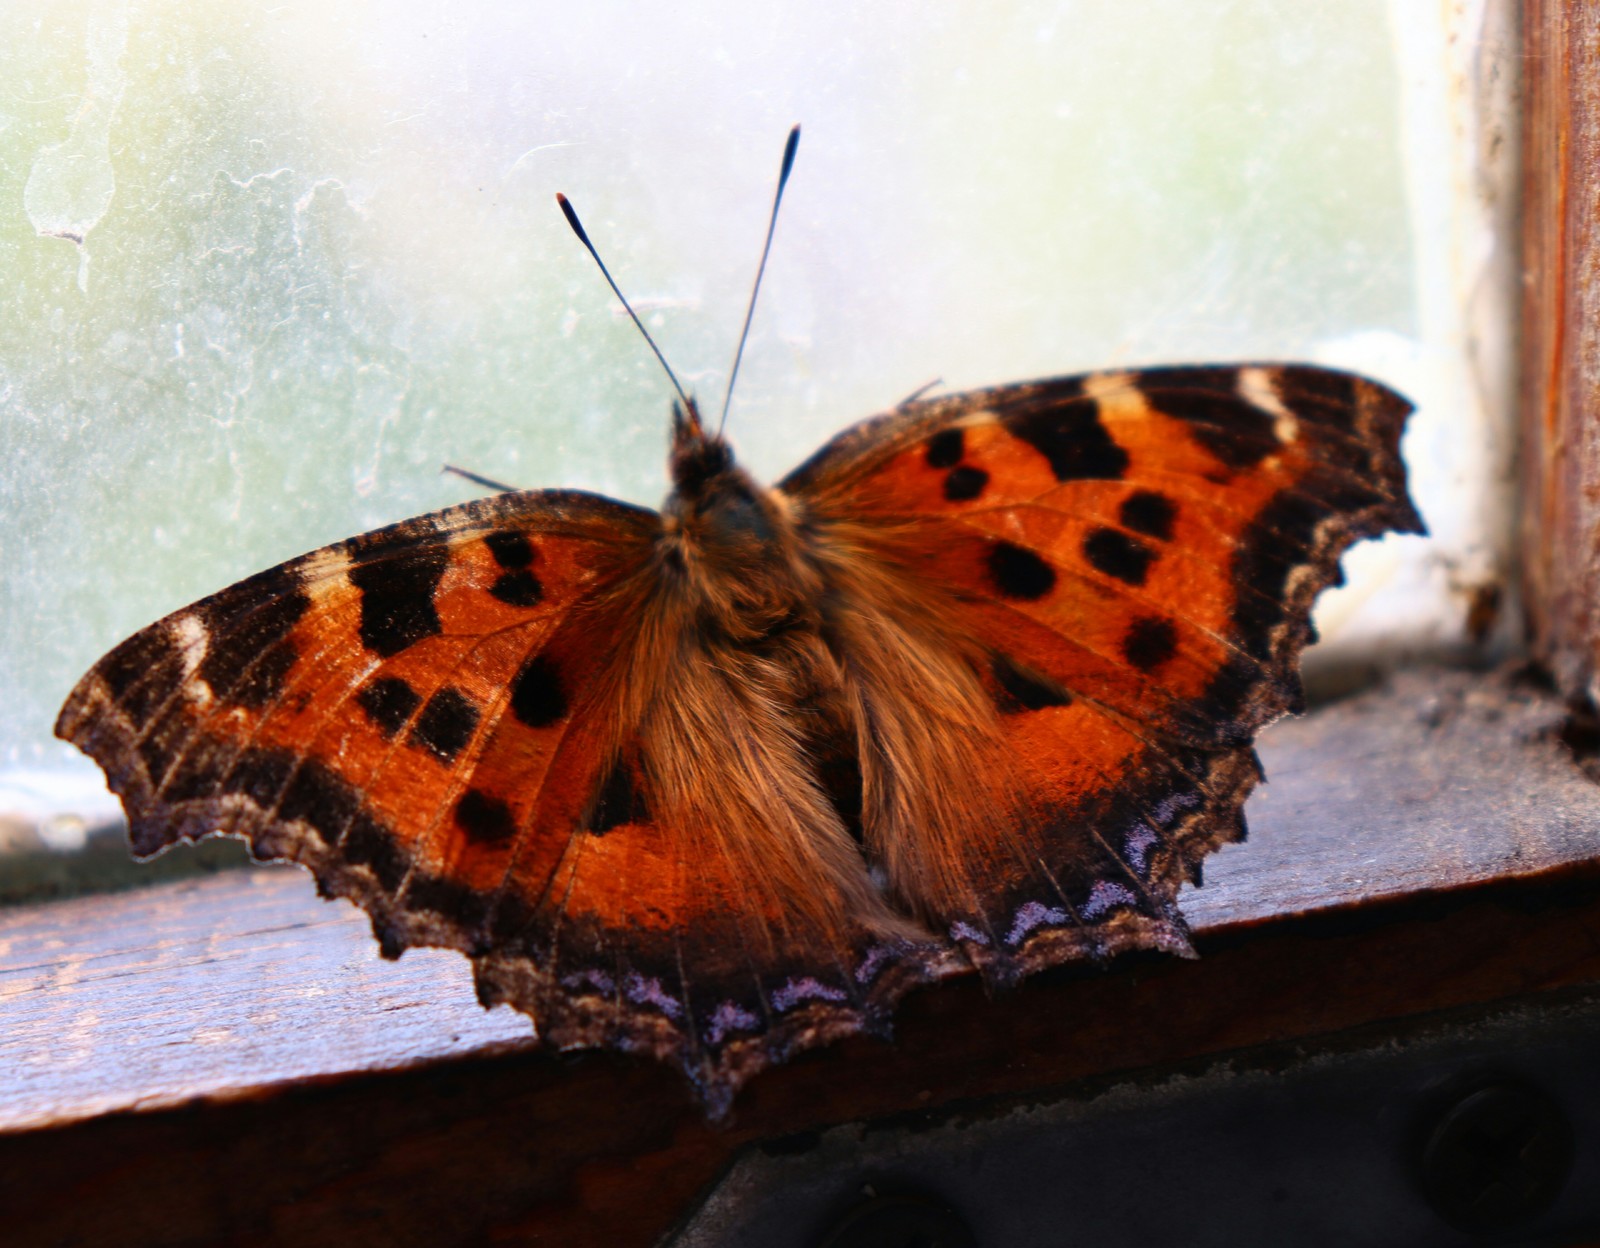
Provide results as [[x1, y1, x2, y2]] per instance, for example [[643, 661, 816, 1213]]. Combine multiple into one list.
[[1225, 482, 1374, 664], [1084, 528, 1155, 586], [130, 731, 424, 896], [233, 644, 300, 712], [1227, 491, 1327, 658], [456, 789, 517, 845], [489, 570, 544, 607], [987, 541, 1057, 600], [510, 655, 566, 727], [356, 676, 422, 739], [925, 427, 965, 469], [97, 629, 185, 723], [343, 811, 408, 892], [226, 747, 295, 811], [485, 530, 534, 568], [1123, 617, 1179, 671], [1002, 403, 1128, 481], [198, 590, 311, 709], [1119, 490, 1177, 541], [1230, 581, 1289, 660], [585, 757, 649, 833], [278, 756, 360, 846], [349, 542, 448, 658], [991, 653, 1072, 712], [1195, 654, 1287, 745], [405, 871, 493, 935], [409, 686, 480, 763], [158, 734, 238, 804], [943, 466, 989, 501], [137, 720, 185, 789], [1146, 368, 1275, 470], [1277, 365, 1356, 417]]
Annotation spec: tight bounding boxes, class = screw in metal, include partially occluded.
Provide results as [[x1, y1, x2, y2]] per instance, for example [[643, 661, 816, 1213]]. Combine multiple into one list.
[[1417, 1078, 1575, 1233]]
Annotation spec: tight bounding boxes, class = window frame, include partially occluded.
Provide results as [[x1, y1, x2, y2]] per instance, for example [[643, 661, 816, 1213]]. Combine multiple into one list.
[[5, 5, 1600, 1243]]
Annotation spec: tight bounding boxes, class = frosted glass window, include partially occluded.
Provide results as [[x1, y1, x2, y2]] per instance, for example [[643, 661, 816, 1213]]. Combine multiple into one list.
[[1, 1, 1516, 849]]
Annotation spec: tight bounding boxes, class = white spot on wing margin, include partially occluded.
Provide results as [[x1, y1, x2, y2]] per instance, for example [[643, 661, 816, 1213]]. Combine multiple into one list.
[[170, 613, 213, 706], [297, 547, 355, 602], [1238, 367, 1299, 443]]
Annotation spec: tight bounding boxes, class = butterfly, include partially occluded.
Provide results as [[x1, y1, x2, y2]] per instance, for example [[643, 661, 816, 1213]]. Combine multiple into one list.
[[55, 130, 1423, 1118]]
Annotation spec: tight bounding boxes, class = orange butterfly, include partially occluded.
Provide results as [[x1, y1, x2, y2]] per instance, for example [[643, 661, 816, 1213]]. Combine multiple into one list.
[[56, 129, 1422, 1117]]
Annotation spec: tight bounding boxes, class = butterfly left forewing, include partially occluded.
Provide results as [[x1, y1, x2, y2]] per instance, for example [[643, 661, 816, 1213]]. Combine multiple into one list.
[[55, 489, 659, 948], [784, 364, 1421, 973]]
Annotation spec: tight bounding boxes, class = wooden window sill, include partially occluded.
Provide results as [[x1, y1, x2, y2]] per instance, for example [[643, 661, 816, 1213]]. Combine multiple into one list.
[[3, 666, 1599, 1245]]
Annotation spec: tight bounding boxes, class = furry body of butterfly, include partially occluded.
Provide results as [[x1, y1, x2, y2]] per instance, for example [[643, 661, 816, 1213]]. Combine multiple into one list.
[[648, 400, 1026, 942], [58, 364, 1422, 1116]]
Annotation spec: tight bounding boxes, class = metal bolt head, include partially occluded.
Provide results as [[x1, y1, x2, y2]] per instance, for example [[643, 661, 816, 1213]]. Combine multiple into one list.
[[815, 1194, 976, 1248], [1418, 1079, 1575, 1233]]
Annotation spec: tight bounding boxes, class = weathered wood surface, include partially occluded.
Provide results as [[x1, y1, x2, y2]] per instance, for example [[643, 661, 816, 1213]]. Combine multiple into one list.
[[2, 667, 1600, 1246], [1522, 0, 1600, 699]]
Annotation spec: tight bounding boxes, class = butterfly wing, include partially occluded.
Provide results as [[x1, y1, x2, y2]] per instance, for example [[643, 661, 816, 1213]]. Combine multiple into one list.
[[782, 364, 1423, 974], [56, 487, 932, 1113]]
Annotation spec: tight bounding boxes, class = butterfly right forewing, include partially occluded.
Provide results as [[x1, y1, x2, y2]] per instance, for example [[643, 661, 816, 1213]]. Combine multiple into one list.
[[783, 365, 1422, 975]]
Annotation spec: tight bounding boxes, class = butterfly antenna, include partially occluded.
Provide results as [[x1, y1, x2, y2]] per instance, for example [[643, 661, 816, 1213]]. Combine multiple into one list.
[[442, 463, 520, 493], [556, 192, 692, 411], [716, 124, 801, 438]]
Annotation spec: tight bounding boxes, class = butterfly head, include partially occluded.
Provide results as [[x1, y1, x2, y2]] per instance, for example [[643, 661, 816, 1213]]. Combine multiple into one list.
[[663, 395, 796, 578], [668, 395, 736, 495]]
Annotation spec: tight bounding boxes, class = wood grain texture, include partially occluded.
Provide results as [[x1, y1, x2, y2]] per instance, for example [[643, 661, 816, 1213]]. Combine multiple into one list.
[[1522, 0, 1600, 699], [3, 667, 1600, 1246]]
